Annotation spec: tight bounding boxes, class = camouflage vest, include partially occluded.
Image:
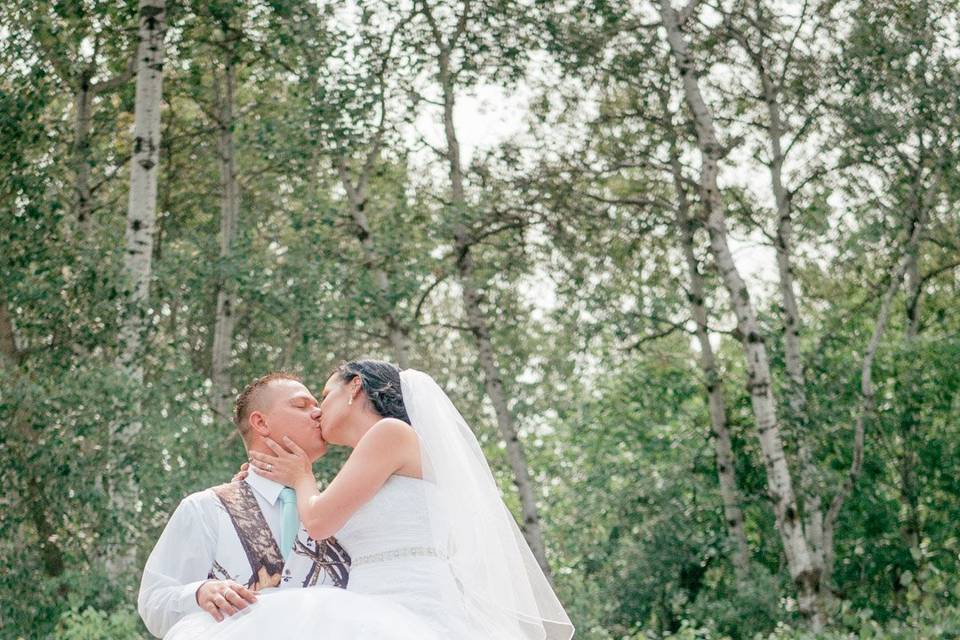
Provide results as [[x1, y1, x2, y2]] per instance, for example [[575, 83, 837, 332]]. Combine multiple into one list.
[[208, 482, 351, 590]]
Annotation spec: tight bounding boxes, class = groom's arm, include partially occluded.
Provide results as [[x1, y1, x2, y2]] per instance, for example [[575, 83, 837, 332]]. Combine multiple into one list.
[[137, 492, 217, 638]]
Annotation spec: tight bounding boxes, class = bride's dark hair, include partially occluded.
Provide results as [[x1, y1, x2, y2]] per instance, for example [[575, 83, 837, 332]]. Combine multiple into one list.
[[333, 359, 411, 424]]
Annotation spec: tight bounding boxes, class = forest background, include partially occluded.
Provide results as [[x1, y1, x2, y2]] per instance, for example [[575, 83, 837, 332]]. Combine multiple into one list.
[[2, 0, 959, 638]]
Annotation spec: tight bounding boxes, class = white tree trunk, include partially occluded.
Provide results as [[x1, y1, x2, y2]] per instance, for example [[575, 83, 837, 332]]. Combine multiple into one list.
[[763, 82, 807, 421], [118, 0, 165, 385], [759, 73, 829, 594], [659, 0, 823, 626], [670, 152, 751, 578], [430, 39, 553, 578], [111, 0, 166, 582], [211, 59, 239, 422]]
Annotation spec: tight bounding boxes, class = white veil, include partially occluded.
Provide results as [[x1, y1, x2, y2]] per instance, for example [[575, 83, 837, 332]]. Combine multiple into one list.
[[400, 369, 574, 640]]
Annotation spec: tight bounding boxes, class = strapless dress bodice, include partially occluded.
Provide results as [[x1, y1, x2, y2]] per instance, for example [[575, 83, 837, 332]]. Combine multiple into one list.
[[334, 475, 474, 638], [335, 475, 446, 563]]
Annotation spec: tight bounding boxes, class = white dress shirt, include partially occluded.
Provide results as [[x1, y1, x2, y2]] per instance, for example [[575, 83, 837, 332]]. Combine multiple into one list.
[[137, 469, 342, 638]]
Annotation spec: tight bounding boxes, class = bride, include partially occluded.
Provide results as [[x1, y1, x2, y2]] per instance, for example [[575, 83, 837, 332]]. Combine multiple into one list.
[[170, 359, 573, 640]]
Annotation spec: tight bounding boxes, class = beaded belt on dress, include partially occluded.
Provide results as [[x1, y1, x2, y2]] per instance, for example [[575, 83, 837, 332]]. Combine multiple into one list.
[[350, 546, 446, 568]]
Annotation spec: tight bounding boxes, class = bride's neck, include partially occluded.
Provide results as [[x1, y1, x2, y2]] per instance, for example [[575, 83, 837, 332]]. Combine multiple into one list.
[[341, 411, 381, 448]]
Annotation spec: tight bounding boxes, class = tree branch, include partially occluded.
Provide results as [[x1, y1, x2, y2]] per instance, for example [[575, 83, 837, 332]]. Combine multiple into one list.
[[89, 46, 138, 94], [622, 323, 685, 350], [412, 272, 452, 323]]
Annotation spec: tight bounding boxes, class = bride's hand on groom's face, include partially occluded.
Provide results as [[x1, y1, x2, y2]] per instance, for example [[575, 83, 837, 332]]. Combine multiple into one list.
[[249, 436, 312, 487]]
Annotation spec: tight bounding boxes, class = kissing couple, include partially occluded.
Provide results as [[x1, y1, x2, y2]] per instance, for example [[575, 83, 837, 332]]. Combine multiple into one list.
[[138, 359, 574, 639]]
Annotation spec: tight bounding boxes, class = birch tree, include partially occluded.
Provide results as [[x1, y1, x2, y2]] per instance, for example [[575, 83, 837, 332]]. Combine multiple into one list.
[[195, 3, 292, 421], [669, 157, 751, 579], [410, 0, 553, 576], [109, 0, 165, 581], [537, 0, 756, 583], [66, 55, 136, 231], [210, 45, 240, 422], [657, 0, 826, 626], [118, 0, 166, 386], [657, 0, 960, 624], [717, 0, 835, 598]]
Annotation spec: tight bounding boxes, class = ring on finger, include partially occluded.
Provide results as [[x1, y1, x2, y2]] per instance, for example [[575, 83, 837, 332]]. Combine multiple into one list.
[[267, 463, 273, 472]]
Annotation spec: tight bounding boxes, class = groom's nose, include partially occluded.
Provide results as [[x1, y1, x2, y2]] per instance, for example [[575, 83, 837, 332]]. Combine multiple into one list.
[[310, 407, 322, 421]]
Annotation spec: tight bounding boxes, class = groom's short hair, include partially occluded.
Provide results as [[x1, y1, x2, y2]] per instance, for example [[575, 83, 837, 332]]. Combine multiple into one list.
[[234, 371, 303, 442]]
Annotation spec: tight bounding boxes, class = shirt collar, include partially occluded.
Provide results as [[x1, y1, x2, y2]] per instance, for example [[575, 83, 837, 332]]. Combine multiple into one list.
[[245, 467, 285, 506]]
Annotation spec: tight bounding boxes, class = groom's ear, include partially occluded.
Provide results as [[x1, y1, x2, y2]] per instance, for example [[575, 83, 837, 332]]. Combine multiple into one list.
[[248, 410, 270, 437]]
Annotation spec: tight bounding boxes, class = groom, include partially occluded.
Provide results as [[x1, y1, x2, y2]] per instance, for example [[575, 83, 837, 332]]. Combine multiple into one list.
[[138, 372, 351, 638]]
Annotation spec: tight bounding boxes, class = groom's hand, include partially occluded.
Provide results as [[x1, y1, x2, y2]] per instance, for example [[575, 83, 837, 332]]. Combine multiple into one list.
[[196, 579, 258, 621], [232, 462, 250, 483]]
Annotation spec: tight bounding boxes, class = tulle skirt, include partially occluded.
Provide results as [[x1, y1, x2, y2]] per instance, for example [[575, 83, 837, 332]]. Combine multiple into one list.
[[164, 587, 443, 640]]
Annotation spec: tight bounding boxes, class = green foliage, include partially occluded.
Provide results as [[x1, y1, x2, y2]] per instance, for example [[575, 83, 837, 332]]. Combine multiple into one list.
[[686, 564, 783, 639], [2, 0, 959, 639], [650, 567, 960, 640], [54, 605, 144, 640]]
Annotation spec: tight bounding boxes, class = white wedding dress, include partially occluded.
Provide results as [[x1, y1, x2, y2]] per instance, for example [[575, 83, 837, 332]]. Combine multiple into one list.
[[165, 475, 475, 640]]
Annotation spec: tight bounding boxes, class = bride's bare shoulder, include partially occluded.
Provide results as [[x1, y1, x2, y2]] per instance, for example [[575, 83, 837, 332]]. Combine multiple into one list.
[[374, 417, 414, 430], [359, 417, 417, 447], [362, 418, 421, 477]]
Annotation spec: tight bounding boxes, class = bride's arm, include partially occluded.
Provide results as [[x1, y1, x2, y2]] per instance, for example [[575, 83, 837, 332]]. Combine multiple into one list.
[[249, 418, 418, 540]]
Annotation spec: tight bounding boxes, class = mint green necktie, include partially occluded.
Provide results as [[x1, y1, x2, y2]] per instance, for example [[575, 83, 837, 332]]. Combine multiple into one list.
[[279, 487, 298, 562]]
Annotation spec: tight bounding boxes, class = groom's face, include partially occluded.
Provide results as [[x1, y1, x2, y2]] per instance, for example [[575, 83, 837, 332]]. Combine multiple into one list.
[[256, 379, 326, 460]]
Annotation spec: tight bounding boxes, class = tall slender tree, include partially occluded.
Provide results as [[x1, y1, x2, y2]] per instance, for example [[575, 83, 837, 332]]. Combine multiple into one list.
[[657, 0, 826, 625], [210, 40, 240, 422], [118, 0, 166, 391], [111, 0, 166, 581], [410, 0, 553, 576]]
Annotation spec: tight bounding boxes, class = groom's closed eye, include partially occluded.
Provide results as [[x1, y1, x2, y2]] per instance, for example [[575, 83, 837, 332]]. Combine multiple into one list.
[[290, 398, 315, 410]]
